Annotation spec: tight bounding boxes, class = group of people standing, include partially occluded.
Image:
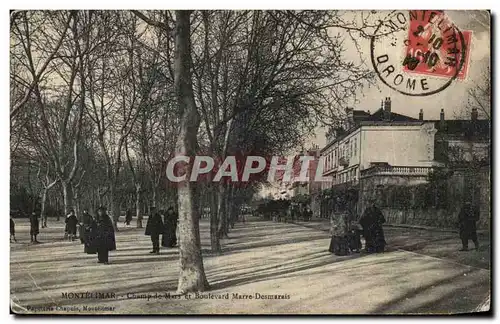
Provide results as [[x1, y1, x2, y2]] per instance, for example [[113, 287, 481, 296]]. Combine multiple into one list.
[[329, 197, 386, 256], [79, 207, 116, 264], [11, 205, 179, 263], [328, 195, 482, 255], [145, 206, 179, 254], [288, 203, 313, 222]]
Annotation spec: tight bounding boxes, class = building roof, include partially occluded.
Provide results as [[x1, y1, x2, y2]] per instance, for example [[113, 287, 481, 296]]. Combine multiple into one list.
[[352, 110, 371, 118], [321, 106, 490, 153], [361, 108, 419, 122], [321, 109, 423, 152], [432, 119, 490, 140]]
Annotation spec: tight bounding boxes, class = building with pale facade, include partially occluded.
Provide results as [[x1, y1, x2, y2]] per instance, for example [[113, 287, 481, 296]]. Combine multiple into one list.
[[320, 97, 442, 190]]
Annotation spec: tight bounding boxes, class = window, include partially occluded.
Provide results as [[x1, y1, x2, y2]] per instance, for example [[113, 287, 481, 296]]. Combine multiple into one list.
[[354, 138, 357, 157]]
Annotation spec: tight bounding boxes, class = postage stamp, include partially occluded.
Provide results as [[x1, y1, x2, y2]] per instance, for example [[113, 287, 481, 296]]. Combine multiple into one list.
[[370, 10, 471, 96]]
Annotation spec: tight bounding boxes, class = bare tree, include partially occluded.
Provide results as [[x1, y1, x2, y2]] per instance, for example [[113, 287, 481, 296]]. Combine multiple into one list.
[[36, 162, 58, 227], [173, 10, 210, 293], [11, 11, 89, 217], [125, 137, 146, 228], [10, 11, 72, 120], [190, 10, 374, 252], [85, 12, 159, 229], [466, 67, 490, 120]]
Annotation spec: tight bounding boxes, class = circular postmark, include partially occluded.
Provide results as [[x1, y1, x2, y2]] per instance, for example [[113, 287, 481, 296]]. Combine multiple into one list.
[[370, 10, 467, 96]]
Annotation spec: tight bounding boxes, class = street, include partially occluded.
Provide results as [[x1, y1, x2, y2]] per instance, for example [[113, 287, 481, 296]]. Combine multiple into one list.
[[10, 216, 490, 314]]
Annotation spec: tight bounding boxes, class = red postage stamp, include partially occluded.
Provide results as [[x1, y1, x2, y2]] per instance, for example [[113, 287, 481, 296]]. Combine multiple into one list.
[[403, 10, 472, 80]]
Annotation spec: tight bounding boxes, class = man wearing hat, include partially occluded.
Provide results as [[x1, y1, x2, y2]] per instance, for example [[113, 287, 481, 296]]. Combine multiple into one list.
[[29, 210, 40, 243], [458, 200, 480, 251], [145, 206, 164, 254], [65, 209, 78, 242]]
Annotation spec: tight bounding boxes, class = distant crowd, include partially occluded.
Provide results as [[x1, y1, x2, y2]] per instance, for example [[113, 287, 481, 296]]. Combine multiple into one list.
[[10, 206, 179, 265], [9, 196, 480, 263], [254, 196, 481, 256], [255, 199, 312, 222]]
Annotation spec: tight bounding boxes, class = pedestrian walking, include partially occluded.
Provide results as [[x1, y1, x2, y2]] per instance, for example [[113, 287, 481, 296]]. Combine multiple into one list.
[[145, 206, 163, 254], [80, 209, 95, 249], [125, 209, 133, 226], [359, 199, 386, 253], [458, 200, 480, 251], [304, 206, 313, 221], [65, 209, 78, 241], [94, 206, 116, 264], [84, 214, 98, 255], [29, 211, 40, 243], [161, 207, 178, 248]]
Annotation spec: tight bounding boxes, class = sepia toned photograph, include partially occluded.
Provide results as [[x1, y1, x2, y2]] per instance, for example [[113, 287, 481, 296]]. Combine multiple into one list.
[[9, 9, 491, 315]]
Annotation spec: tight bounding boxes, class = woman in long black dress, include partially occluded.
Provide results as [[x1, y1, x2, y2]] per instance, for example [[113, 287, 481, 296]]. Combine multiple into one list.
[[94, 207, 116, 264], [125, 209, 133, 226], [81, 209, 96, 252], [162, 207, 178, 248], [359, 201, 386, 253]]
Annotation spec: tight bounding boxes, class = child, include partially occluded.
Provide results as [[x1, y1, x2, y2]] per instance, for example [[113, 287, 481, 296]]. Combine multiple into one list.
[[347, 221, 362, 253]]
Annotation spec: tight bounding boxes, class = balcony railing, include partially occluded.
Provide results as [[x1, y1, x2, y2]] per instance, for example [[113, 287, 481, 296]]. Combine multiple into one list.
[[361, 165, 433, 178]]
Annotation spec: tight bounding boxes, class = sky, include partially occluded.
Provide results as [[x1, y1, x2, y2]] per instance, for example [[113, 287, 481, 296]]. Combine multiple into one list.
[[306, 10, 491, 149]]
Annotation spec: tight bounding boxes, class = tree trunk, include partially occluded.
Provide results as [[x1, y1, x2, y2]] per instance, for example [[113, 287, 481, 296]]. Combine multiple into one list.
[[210, 187, 221, 252], [74, 189, 81, 222], [152, 187, 157, 207], [226, 186, 234, 235], [56, 191, 61, 221], [224, 186, 235, 235], [174, 10, 209, 294], [217, 184, 228, 241], [136, 184, 143, 228], [109, 183, 119, 231], [41, 189, 48, 228], [62, 181, 74, 216], [216, 183, 232, 242]]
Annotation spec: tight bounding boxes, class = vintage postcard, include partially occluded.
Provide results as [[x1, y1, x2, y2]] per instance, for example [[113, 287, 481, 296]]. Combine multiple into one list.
[[9, 9, 491, 315]]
